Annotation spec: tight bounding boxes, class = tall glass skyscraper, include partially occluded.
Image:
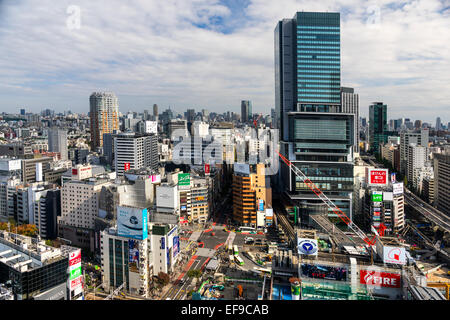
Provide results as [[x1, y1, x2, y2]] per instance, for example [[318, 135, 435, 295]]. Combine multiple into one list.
[[275, 12, 355, 226], [369, 102, 388, 154], [241, 100, 253, 123]]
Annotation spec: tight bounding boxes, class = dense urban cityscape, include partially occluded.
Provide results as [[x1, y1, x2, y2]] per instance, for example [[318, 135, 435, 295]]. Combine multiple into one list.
[[0, 4, 449, 304]]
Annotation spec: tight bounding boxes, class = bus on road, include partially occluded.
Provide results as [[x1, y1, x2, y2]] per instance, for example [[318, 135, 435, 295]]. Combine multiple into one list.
[[239, 226, 256, 233], [235, 255, 244, 266], [233, 245, 239, 256]]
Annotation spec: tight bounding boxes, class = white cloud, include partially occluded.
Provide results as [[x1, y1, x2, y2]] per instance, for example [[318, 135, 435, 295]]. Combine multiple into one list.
[[0, 0, 448, 122]]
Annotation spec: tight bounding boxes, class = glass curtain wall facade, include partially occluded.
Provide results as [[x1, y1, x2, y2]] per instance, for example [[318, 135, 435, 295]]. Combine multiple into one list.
[[0, 258, 68, 300], [369, 102, 388, 154], [296, 13, 341, 105]]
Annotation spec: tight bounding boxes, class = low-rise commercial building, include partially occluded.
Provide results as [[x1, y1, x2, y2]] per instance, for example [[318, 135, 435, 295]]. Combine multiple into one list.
[[0, 230, 83, 300]]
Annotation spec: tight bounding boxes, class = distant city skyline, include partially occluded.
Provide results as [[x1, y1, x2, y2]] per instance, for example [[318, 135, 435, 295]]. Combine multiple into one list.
[[0, 1, 449, 120]]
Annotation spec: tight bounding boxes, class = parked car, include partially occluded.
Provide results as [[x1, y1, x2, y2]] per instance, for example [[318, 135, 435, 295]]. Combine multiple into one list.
[[244, 237, 254, 243]]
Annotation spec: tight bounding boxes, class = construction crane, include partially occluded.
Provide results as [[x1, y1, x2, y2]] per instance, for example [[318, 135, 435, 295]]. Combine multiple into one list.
[[277, 151, 385, 247], [253, 114, 263, 128]]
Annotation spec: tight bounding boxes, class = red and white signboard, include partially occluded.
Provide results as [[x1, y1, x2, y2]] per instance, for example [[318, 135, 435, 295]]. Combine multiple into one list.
[[68, 249, 83, 291], [368, 169, 389, 185], [204, 164, 210, 176], [69, 276, 83, 290], [124, 162, 131, 171], [360, 270, 401, 288], [383, 246, 406, 265], [69, 249, 81, 268], [393, 182, 404, 195]]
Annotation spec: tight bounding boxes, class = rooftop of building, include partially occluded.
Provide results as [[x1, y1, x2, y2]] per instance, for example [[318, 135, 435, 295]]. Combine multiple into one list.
[[64, 177, 111, 186], [123, 167, 159, 177], [0, 230, 66, 272]]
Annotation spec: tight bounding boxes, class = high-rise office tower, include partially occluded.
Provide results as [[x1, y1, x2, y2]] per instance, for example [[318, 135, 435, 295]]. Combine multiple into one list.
[[47, 128, 68, 160], [186, 109, 196, 122], [270, 108, 276, 127], [153, 104, 158, 119], [114, 132, 158, 175], [369, 102, 388, 154], [102, 133, 115, 166], [436, 117, 442, 131], [275, 12, 355, 223], [414, 120, 422, 130], [341, 87, 359, 153], [143, 109, 150, 121], [202, 109, 209, 121], [89, 92, 120, 150], [389, 119, 395, 131], [241, 100, 252, 123]]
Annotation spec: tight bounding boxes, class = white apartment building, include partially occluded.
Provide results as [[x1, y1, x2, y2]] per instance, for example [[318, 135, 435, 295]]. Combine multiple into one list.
[[406, 144, 427, 190], [192, 121, 209, 137], [58, 177, 111, 251], [48, 128, 68, 160], [59, 178, 111, 230], [400, 129, 429, 173], [0, 176, 21, 222], [392, 192, 405, 233], [138, 120, 158, 135]]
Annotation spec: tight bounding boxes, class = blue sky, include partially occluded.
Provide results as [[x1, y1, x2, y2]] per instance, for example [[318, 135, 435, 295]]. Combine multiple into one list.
[[0, 0, 449, 123]]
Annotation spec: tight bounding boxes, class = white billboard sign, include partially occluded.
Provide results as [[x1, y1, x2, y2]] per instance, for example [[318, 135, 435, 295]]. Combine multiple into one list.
[[297, 238, 318, 256], [392, 183, 404, 196], [256, 211, 265, 228], [383, 246, 406, 265]]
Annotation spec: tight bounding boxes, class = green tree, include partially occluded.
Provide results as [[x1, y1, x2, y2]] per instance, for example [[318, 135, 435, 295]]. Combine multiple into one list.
[[157, 272, 170, 286], [187, 269, 202, 278]]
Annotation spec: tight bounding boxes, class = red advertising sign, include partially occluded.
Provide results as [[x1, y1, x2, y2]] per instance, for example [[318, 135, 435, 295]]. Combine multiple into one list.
[[72, 168, 78, 175], [360, 270, 401, 288], [369, 169, 388, 185], [70, 276, 83, 290], [124, 162, 130, 171], [69, 250, 81, 267], [204, 164, 210, 175]]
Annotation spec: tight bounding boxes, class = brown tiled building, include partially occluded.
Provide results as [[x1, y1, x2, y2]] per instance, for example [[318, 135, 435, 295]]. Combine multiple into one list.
[[232, 164, 272, 226]]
